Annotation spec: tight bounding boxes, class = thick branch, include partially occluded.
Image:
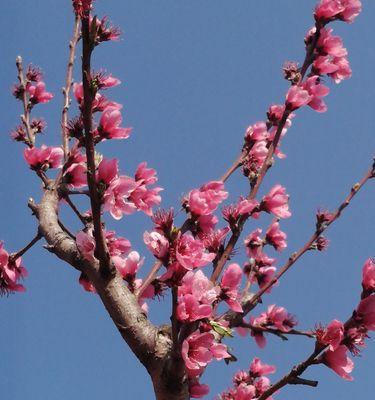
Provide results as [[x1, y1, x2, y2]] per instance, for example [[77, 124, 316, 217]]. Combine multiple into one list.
[[34, 188, 167, 373]]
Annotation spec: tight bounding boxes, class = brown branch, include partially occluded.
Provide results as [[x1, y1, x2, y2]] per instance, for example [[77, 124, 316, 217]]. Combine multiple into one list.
[[9, 231, 42, 262], [239, 322, 314, 341], [16, 56, 33, 146], [81, 17, 111, 275], [224, 165, 374, 328], [211, 26, 323, 284], [34, 188, 168, 373], [244, 166, 374, 313], [257, 346, 323, 400], [137, 260, 162, 298], [64, 195, 88, 225], [220, 150, 246, 183], [62, 16, 81, 159]]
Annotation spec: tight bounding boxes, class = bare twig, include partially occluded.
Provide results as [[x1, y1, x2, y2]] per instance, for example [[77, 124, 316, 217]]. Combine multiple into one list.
[[15, 56, 33, 146], [220, 150, 246, 183], [245, 166, 374, 312], [137, 260, 162, 298], [9, 231, 43, 262], [64, 195, 88, 225], [62, 16, 81, 159]]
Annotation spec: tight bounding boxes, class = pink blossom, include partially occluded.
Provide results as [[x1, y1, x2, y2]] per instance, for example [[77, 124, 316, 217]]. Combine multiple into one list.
[[112, 251, 144, 281], [130, 185, 163, 216], [105, 231, 131, 257], [129, 164, 162, 216], [265, 221, 287, 251], [328, 56, 352, 83], [0, 243, 28, 294], [64, 163, 87, 188], [26, 64, 43, 82], [317, 27, 348, 58], [220, 263, 243, 312], [266, 304, 297, 332], [182, 331, 230, 377], [302, 75, 330, 112], [323, 345, 354, 381], [95, 16, 121, 43], [103, 176, 138, 220], [248, 140, 269, 168], [197, 214, 219, 234], [315, 0, 361, 24], [76, 230, 96, 261], [244, 229, 263, 258], [285, 85, 311, 110], [222, 198, 259, 226], [24, 145, 63, 170], [77, 229, 131, 261], [151, 208, 175, 235], [254, 376, 272, 396], [245, 121, 269, 143], [72, 0, 93, 17], [135, 162, 158, 185], [313, 55, 340, 75], [250, 358, 276, 377], [356, 295, 375, 330], [98, 107, 132, 140], [201, 226, 230, 253], [187, 181, 228, 216], [175, 234, 216, 271], [362, 258, 375, 292], [143, 231, 169, 259], [189, 379, 210, 398], [261, 184, 291, 219], [251, 265, 277, 293], [73, 82, 121, 112], [97, 158, 119, 185], [316, 319, 345, 351], [93, 72, 121, 89], [27, 81, 53, 104], [177, 270, 219, 322]]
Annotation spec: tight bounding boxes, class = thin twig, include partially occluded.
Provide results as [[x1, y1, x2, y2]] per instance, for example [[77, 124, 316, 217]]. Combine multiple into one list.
[[64, 195, 87, 225], [244, 166, 374, 313], [220, 150, 246, 183], [137, 260, 162, 298], [62, 16, 81, 160], [15, 56, 33, 146], [9, 232, 43, 262], [210, 27, 329, 284], [171, 286, 180, 355]]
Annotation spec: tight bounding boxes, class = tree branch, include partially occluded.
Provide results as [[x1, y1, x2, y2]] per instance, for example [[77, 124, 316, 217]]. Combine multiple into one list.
[[9, 231, 43, 262], [225, 165, 374, 327], [81, 16, 111, 276], [62, 16, 81, 159], [16, 56, 33, 146]]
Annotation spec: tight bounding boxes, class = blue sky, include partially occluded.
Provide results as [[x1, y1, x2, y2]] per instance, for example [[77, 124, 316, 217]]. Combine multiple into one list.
[[1, 1, 374, 399]]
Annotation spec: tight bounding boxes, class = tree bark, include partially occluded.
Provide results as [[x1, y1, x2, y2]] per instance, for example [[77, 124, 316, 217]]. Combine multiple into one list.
[[34, 187, 191, 398]]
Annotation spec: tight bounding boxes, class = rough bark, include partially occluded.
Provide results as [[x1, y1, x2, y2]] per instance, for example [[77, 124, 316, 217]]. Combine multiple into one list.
[[33, 187, 190, 398]]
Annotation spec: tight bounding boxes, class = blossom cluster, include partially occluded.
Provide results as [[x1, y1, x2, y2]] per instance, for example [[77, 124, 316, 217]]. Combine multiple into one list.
[[0, 242, 27, 294], [7, 1, 371, 399], [219, 358, 276, 400], [316, 259, 375, 380]]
